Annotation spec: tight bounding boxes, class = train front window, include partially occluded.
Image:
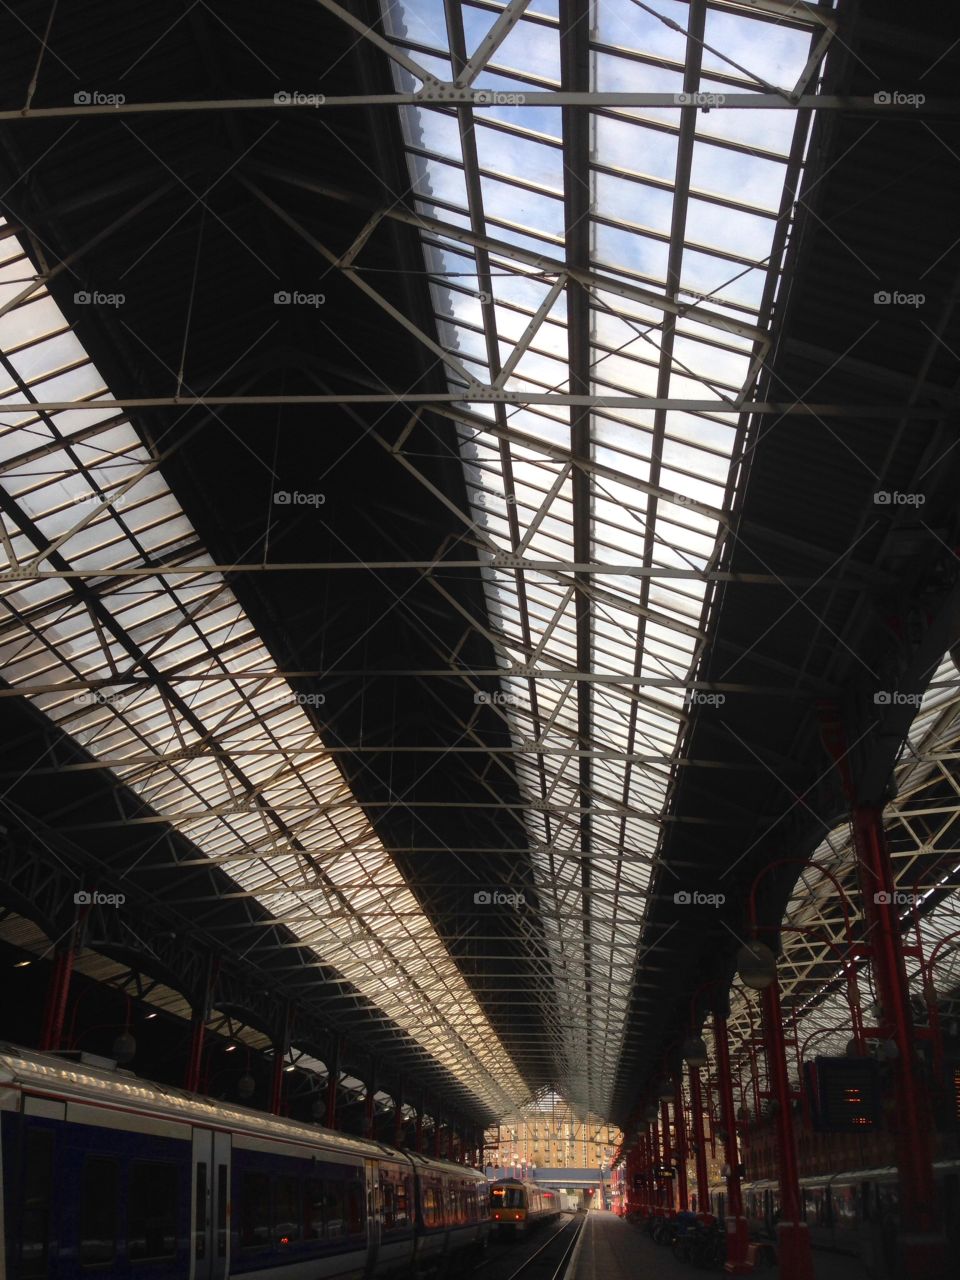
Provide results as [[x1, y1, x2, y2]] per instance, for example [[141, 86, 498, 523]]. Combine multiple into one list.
[[492, 1187, 524, 1209]]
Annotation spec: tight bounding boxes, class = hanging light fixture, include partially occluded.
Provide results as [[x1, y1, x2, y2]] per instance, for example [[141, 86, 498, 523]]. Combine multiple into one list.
[[736, 941, 777, 990], [682, 1036, 708, 1067]]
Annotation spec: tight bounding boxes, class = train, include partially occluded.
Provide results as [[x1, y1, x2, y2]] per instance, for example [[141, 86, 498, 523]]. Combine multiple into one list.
[[709, 1159, 960, 1267], [0, 1043, 490, 1279], [488, 1178, 561, 1234]]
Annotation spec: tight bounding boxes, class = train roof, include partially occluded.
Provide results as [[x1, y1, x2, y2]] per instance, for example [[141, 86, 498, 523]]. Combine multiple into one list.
[[0, 1043, 485, 1181]]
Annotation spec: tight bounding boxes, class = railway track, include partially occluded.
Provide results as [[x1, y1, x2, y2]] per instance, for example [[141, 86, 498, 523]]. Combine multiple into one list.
[[476, 1214, 585, 1280]]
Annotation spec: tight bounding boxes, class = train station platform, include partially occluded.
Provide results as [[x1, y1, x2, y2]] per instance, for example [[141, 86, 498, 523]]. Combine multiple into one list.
[[564, 1212, 872, 1280]]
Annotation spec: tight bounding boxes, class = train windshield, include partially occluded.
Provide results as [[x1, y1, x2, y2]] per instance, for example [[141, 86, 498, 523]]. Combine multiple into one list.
[[492, 1187, 524, 1209]]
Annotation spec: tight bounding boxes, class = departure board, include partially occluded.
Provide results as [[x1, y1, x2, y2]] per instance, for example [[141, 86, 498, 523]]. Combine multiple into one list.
[[815, 1057, 881, 1131]]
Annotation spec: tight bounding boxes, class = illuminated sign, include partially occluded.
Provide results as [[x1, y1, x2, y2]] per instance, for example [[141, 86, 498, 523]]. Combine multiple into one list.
[[814, 1057, 881, 1132]]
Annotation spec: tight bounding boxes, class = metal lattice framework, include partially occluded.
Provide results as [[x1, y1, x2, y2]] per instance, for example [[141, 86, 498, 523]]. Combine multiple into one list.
[[723, 652, 960, 1091]]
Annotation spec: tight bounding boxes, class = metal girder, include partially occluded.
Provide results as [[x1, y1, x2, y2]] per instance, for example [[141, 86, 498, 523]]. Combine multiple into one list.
[[3, 394, 945, 414], [0, 95, 952, 121]]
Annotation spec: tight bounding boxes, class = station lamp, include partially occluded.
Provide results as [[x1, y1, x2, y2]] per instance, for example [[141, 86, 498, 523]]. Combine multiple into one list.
[[736, 941, 777, 989], [682, 1036, 708, 1067]]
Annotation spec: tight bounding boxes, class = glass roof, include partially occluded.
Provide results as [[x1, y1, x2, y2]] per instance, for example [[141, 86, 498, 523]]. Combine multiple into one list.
[[376, 0, 832, 1114], [0, 220, 528, 1117]]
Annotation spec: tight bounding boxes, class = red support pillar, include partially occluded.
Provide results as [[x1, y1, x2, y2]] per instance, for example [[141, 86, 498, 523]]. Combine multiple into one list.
[[393, 1094, 404, 1148], [688, 1064, 710, 1217], [39, 945, 77, 1052], [185, 1013, 205, 1093], [673, 1077, 689, 1213], [659, 1100, 673, 1213], [853, 806, 947, 1277], [184, 956, 217, 1094], [759, 974, 813, 1280], [415, 1110, 424, 1153], [714, 1011, 750, 1274], [269, 1051, 284, 1116], [433, 1119, 442, 1158], [364, 1085, 375, 1140], [325, 1039, 340, 1130], [268, 1004, 290, 1116]]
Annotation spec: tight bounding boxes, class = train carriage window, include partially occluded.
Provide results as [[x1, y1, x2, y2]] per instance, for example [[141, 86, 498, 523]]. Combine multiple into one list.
[[274, 1176, 301, 1245], [381, 1172, 396, 1230], [325, 1180, 347, 1237], [21, 1129, 54, 1279], [80, 1157, 119, 1265], [422, 1185, 441, 1228], [239, 1172, 271, 1248], [128, 1162, 179, 1261], [397, 1175, 412, 1229], [346, 1181, 365, 1235], [304, 1179, 324, 1240]]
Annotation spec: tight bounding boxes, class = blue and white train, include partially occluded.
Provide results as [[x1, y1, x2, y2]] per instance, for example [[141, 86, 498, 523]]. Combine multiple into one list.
[[0, 1044, 490, 1279]]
